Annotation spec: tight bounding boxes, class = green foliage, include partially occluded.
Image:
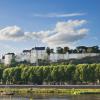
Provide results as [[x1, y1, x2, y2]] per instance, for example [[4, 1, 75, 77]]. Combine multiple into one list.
[[75, 64, 89, 83], [0, 64, 100, 85], [56, 47, 64, 54]]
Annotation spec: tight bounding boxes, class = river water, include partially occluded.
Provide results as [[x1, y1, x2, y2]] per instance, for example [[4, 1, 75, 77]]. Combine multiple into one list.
[[0, 94, 100, 100]]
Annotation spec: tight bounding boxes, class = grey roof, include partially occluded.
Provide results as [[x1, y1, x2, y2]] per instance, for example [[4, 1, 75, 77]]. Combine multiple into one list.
[[32, 47, 45, 50], [6, 53, 15, 55], [23, 50, 31, 53]]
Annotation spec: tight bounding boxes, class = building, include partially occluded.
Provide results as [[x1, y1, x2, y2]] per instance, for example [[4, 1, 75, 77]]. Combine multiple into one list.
[[4, 53, 15, 65], [30, 47, 48, 64], [1, 47, 100, 66], [15, 47, 48, 65], [22, 50, 31, 62]]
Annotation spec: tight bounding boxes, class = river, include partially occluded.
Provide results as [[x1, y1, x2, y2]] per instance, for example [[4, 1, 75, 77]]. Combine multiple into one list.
[[0, 94, 100, 100]]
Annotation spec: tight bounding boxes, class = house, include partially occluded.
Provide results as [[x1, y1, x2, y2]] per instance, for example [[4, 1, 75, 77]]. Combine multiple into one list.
[[4, 53, 15, 66], [30, 47, 48, 64]]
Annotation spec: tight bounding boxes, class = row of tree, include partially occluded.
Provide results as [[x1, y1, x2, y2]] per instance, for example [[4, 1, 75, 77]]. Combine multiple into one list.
[[46, 45, 100, 54], [0, 64, 100, 85]]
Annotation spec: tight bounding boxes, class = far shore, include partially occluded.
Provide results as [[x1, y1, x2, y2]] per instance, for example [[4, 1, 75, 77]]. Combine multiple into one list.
[[0, 85, 100, 89], [0, 85, 100, 95]]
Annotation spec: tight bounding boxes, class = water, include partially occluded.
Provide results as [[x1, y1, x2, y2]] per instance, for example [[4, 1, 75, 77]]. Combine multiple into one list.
[[0, 94, 100, 100]]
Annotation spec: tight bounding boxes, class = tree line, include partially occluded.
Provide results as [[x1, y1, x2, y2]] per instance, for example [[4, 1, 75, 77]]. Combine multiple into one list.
[[0, 64, 100, 85], [46, 45, 100, 54]]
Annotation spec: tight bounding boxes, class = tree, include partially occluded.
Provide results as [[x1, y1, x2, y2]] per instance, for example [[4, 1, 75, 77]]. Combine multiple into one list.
[[0, 68, 3, 84], [92, 46, 99, 53], [50, 49, 54, 53], [76, 46, 87, 53], [74, 64, 89, 83], [46, 47, 52, 62], [65, 64, 76, 84], [87, 46, 99, 53], [3, 68, 12, 84], [95, 64, 100, 84], [51, 66, 60, 84], [35, 67, 44, 84], [68, 49, 74, 54], [29, 67, 38, 84], [21, 67, 31, 84], [87, 47, 93, 53], [42, 66, 51, 84], [12, 67, 21, 84], [63, 47, 69, 53], [56, 47, 64, 54], [46, 47, 51, 56], [88, 64, 96, 83]]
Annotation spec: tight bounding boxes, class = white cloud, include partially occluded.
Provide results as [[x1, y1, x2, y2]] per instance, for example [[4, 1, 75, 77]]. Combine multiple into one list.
[[0, 19, 88, 48], [0, 26, 25, 40], [33, 13, 85, 18], [30, 20, 88, 47], [0, 43, 20, 56]]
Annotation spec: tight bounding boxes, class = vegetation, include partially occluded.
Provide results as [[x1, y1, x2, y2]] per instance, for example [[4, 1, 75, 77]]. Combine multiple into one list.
[[0, 64, 100, 85], [47, 45, 100, 54], [0, 88, 100, 95]]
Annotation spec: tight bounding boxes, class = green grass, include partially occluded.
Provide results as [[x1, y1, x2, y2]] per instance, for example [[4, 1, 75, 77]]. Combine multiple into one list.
[[0, 88, 100, 95]]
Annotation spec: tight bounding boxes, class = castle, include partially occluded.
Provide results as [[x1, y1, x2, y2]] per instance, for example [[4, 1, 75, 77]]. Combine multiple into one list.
[[1, 47, 99, 66]]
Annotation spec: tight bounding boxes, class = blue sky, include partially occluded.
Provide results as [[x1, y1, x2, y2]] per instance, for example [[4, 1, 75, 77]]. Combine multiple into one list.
[[0, 0, 100, 55]]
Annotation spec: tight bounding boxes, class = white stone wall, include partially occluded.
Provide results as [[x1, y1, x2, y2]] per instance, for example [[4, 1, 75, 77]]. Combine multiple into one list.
[[16, 53, 31, 62], [50, 53, 100, 62], [15, 52, 100, 63]]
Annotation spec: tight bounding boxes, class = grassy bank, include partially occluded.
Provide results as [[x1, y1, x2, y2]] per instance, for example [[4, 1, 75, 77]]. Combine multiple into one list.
[[0, 88, 100, 95]]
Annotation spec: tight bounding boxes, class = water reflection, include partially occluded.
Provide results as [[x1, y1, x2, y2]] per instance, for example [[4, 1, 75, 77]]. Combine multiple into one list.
[[0, 95, 28, 100]]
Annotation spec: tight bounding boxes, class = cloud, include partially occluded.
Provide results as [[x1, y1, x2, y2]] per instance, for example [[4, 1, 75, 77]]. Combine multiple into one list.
[[0, 26, 25, 40], [0, 43, 20, 56], [33, 13, 85, 18], [0, 19, 88, 48], [30, 20, 88, 47]]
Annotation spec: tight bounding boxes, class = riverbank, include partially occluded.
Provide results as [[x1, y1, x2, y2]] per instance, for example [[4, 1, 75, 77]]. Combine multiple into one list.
[[0, 88, 100, 95]]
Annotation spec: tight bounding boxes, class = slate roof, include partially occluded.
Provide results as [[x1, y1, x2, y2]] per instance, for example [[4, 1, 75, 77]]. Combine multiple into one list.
[[23, 50, 31, 53], [6, 53, 15, 55], [32, 47, 45, 50]]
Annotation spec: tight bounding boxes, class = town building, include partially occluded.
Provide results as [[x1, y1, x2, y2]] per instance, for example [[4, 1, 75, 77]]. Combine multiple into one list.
[[4, 53, 15, 65], [30, 47, 48, 64]]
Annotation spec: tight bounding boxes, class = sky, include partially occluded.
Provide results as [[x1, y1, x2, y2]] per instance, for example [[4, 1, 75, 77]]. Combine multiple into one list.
[[0, 0, 100, 55]]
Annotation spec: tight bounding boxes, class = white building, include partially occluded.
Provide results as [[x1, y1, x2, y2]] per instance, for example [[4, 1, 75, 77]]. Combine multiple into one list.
[[30, 47, 48, 64], [16, 47, 48, 64], [4, 53, 15, 65]]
